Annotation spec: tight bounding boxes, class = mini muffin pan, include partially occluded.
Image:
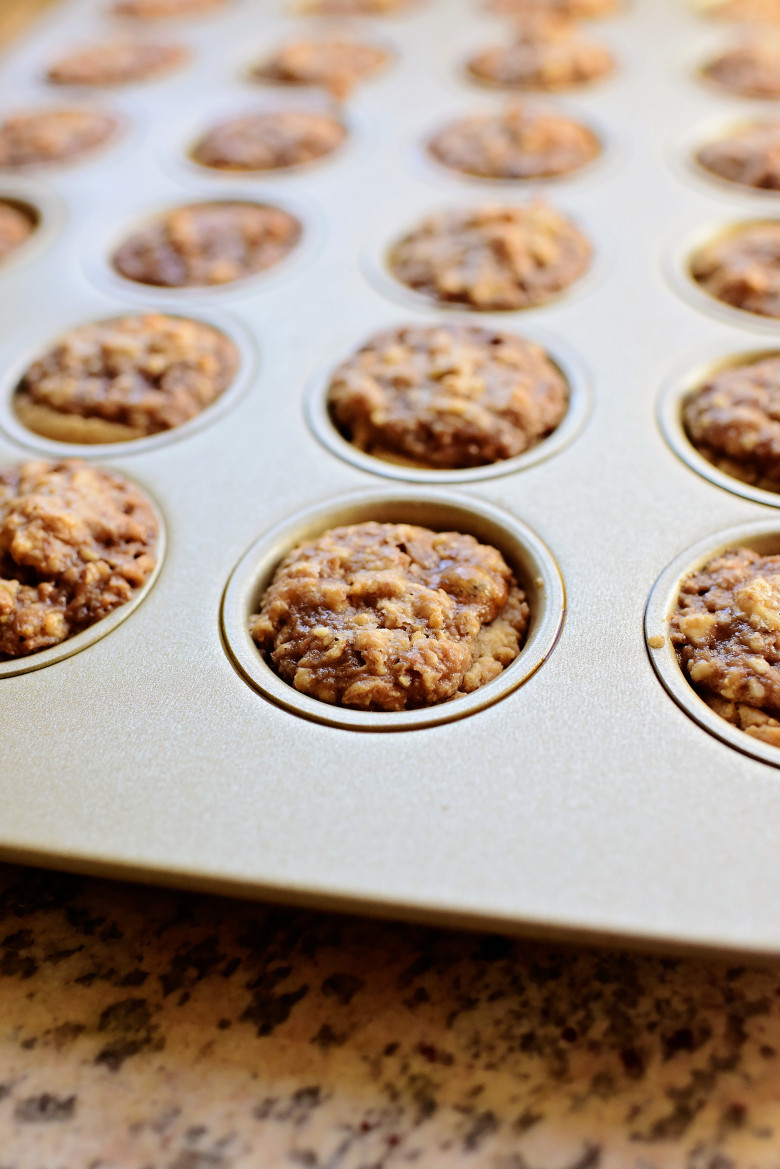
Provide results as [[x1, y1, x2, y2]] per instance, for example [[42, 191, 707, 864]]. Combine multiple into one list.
[[9, 0, 780, 956]]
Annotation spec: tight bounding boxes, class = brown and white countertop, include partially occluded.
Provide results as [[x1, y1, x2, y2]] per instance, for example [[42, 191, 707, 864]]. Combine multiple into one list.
[[2, 860, 780, 1169]]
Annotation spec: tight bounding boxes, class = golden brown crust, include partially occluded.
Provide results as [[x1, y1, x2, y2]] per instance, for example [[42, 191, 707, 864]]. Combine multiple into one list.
[[0, 109, 118, 167], [466, 16, 614, 92], [428, 103, 600, 180], [684, 357, 780, 492], [0, 202, 35, 262], [0, 459, 157, 660], [46, 40, 188, 87], [328, 323, 568, 468], [387, 202, 591, 311], [252, 38, 390, 99], [112, 201, 302, 288], [192, 111, 347, 172], [251, 521, 529, 711], [672, 547, 780, 745], [701, 37, 780, 99], [14, 314, 240, 444], [690, 223, 780, 320], [697, 123, 780, 191]]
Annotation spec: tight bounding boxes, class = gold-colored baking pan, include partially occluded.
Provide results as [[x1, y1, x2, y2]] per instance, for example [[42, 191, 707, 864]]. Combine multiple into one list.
[[5, 0, 780, 958]]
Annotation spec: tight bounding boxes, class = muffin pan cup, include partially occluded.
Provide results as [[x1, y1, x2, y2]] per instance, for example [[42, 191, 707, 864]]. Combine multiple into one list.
[[659, 344, 780, 508], [671, 110, 780, 199], [0, 302, 258, 458], [0, 466, 166, 679], [221, 488, 565, 730], [306, 318, 592, 483], [406, 101, 621, 195], [166, 92, 361, 184], [645, 520, 780, 769], [0, 174, 65, 276], [668, 216, 780, 333], [10, 0, 780, 957], [363, 196, 610, 316], [84, 185, 324, 303]]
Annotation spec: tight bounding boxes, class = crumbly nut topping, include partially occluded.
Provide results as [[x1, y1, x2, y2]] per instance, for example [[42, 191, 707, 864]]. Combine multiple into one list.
[[0, 109, 118, 167], [428, 103, 600, 180], [15, 313, 239, 443], [252, 38, 390, 100], [328, 323, 568, 468], [0, 459, 157, 659], [684, 357, 780, 492], [0, 202, 35, 262], [192, 110, 346, 172], [697, 123, 780, 192], [251, 521, 529, 711], [701, 36, 780, 99], [112, 0, 225, 18], [672, 547, 780, 747], [387, 201, 591, 311], [112, 200, 301, 288], [690, 223, 780, 320], [46, 40, 188, 86], [466, 16, 614, 91]]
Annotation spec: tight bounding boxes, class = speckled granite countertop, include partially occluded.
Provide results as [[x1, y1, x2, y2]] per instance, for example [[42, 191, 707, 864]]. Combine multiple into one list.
[[2, 863, 780, 1168]]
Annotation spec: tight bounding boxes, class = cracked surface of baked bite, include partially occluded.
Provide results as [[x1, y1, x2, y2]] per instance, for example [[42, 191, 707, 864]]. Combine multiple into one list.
[[252, 38, 390, 100], [112, 0, 224, 17], [697, 124, 780, 191], [701, 37, 780, 99], [690, 223, 780, 320], [251, 521, 529, 710], [0, 460, 157, 659], [112, 200, 301, 288], [0, 109, 118, 167], [428, 103, 600, 180], [192, 111, 346, 172], [684, 357, 780, 492], [486, 0, 618, 15], [0, 202, 34, 262], [46, 40, 188, 86], [14, 313, 240, 444], [671, 548, 780, 747], [387, 202, 591, 311], [466, 16, 614, 92], [328, 323, 568, 468]]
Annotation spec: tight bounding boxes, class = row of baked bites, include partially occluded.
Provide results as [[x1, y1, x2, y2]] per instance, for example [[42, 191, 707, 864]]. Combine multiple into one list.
[[0, 0, 597, 709], [5, 0, 780, 727], [665, 0, 780, 751]]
